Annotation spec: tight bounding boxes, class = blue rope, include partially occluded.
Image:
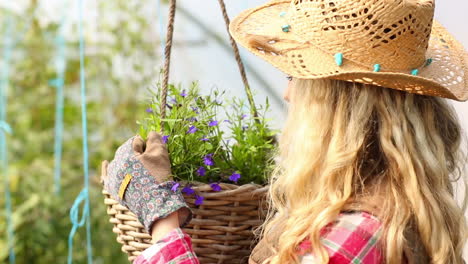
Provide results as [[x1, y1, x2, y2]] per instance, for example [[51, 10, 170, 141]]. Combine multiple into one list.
[[1, 16, 16, 264], [50, 32, 66, 194], [67, 0, 93, 263], [67, 188, 89, 264], [0, 121, 12, 134]]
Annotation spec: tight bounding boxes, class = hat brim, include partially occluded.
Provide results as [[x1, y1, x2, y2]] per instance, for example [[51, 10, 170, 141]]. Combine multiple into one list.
[[229, 0, 468, 101]]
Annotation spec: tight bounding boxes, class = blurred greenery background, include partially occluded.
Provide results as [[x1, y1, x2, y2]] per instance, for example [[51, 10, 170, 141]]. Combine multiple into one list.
[[0, 1, 157, 263]]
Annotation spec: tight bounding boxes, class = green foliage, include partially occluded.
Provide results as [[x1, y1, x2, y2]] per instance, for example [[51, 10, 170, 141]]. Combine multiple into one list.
[[0, 1, 160, 263], [138, 81, 278, 187]]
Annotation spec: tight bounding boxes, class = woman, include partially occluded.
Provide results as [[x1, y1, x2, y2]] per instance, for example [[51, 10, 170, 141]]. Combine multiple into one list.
[[102, 0, 468, 263]]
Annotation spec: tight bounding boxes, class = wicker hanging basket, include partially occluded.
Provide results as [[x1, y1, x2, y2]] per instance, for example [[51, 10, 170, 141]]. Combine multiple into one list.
[[102, 179, 268, 263], [103, 0, 270, 262]]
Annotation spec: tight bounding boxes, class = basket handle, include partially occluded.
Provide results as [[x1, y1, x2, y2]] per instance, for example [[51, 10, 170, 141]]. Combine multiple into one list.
[[159, 0, 259, 130], [217, 0, 259, 120], [160, 0, 177, 129]]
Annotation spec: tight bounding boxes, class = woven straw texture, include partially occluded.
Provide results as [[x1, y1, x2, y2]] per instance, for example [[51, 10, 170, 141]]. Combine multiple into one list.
[[102, 180, 268, 263], [229, 0, 468, 101]]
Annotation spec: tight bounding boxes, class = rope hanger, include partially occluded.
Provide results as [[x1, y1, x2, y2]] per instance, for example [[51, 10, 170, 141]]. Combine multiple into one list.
[[51, 15, 68, 195], [67, 0, 93, 263], [159, 0, 259, 129]]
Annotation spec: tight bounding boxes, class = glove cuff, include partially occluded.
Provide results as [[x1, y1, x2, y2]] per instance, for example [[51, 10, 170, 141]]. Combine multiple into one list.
[[133, 181, 192, 233]]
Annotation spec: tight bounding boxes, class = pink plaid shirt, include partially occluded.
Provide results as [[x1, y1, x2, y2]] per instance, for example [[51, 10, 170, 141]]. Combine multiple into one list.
[[134, 211, 383, 264]]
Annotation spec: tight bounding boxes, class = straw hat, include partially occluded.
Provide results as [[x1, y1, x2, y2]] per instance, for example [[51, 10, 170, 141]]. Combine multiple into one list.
[[229, 0, 468, 101]]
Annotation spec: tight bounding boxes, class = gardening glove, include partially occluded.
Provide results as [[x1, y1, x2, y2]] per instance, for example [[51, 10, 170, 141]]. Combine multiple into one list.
[[102, 132, 192, 233]]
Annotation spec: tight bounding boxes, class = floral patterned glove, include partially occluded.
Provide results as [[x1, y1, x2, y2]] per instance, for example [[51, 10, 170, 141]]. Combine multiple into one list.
[[102, 132, 192, 233]]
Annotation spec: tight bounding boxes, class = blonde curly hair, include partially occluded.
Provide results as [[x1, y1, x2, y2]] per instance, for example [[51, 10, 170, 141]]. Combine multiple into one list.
[[261, 78, 468, 264]]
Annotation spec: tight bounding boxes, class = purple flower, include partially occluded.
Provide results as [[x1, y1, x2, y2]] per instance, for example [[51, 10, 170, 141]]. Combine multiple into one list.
[[196, 166, 206, 176], [200, 136, 209, 141], [171, 182, 180, 192], [210, 183, 222, 192], [191, 107, 199, 114], [180, 90, 187, 97], [162, 135, 169, 144], [187, 125, 198, 134], [203, 154, 215, 166], [195, 195, 204, 206], [208, 120, 219, 127], [182, 185, 195, 195], [146, 108, 153, 113], [229, 173, 241, 183]]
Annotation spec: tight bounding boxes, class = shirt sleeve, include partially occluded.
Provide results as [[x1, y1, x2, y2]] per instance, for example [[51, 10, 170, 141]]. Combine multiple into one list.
[[134, 228, 199, 264], [299, 211, 384, 264]]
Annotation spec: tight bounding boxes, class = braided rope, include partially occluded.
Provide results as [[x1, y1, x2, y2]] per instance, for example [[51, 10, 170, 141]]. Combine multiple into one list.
[[159, 0, 258, 125], [160, 0, 177, 126], [217, 0, 258, 119]]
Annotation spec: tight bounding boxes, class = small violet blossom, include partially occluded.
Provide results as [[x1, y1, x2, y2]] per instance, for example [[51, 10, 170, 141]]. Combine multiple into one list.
[[210, 183, 222, 192], [203, 154, 215, 166], [145, 108, 153, 113], [171, 182, 180, 192], [169, 97, 177, 104], [229, 173, 241, 183], [187, 125, 198, 134], [208, 120, 218, 127], [195, 195, 204, 206], [182, 185, 195, 195], [191, 107, 200, 114], [162, 135, 169, 144], [196, 166, 206, 176]]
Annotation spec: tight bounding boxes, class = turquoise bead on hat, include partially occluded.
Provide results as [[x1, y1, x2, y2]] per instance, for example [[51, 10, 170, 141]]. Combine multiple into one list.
[[373, 64, 381, 72], [335, 53, 344, 66]]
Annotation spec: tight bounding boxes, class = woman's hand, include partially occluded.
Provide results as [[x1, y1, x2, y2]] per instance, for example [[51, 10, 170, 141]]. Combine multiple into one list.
[[101, 132, 192, 235]]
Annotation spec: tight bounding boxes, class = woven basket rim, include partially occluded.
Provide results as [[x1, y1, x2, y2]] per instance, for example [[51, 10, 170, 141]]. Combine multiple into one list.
[[102, 181, 268, 263]]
